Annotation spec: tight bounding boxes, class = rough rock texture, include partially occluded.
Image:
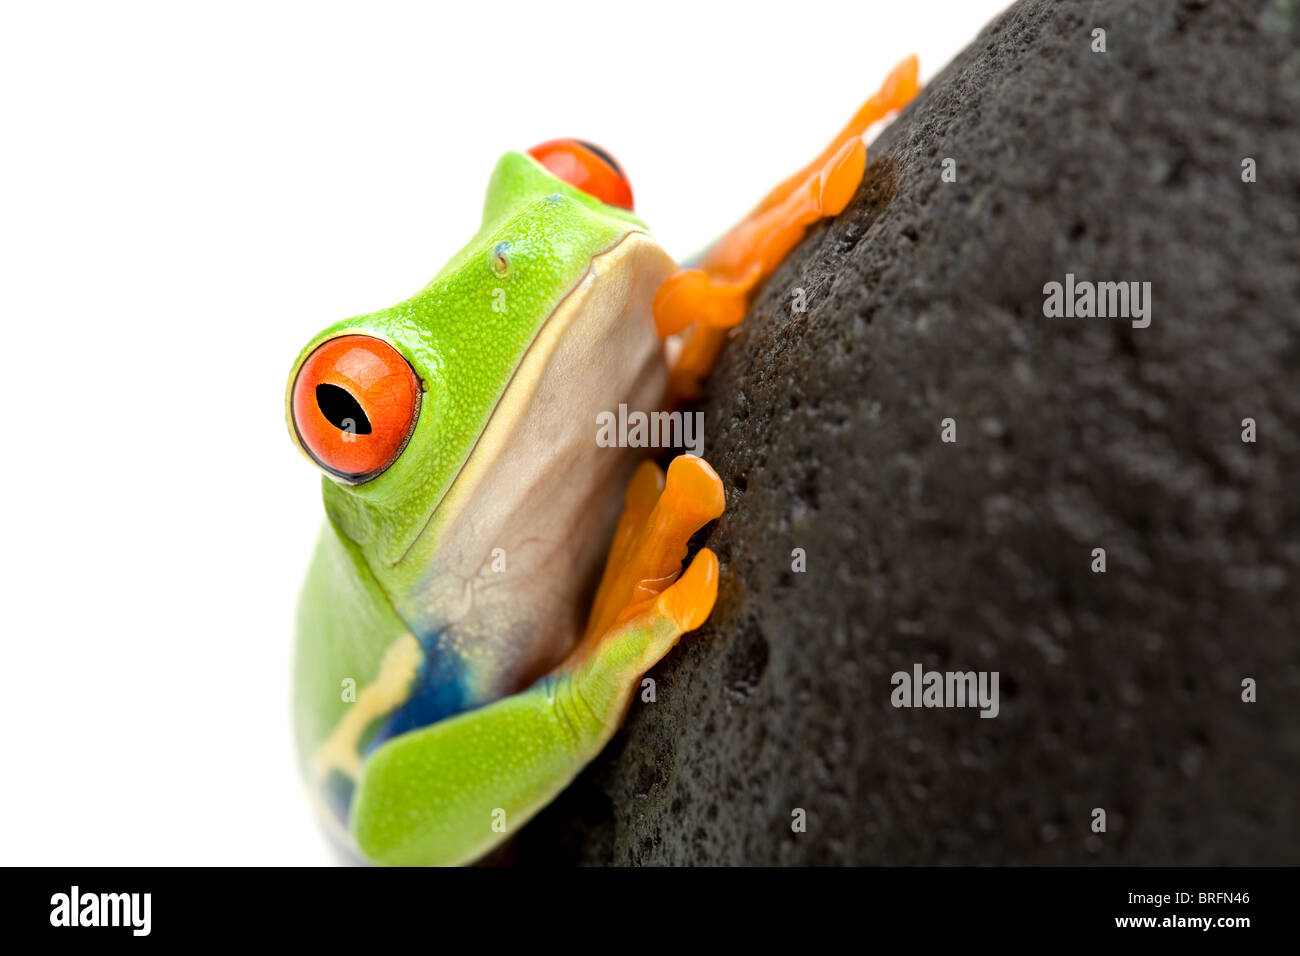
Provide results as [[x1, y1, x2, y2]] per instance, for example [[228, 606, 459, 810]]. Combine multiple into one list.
[[515, 0, 1300, 864]]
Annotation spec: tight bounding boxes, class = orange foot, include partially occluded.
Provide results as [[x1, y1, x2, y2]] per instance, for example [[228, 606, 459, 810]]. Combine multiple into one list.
[[655, 54, 921, 401], [566, 455, 725, 674]]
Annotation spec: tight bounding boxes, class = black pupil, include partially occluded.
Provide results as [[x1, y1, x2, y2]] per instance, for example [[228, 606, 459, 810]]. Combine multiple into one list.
[[577, 139, 624, 178], [316, 384, 372, 435]]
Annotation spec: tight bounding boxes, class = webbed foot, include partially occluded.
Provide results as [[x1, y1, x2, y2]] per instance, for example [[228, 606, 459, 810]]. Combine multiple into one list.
[[564, 455, 724, 682], [655, 54, 921, 400]]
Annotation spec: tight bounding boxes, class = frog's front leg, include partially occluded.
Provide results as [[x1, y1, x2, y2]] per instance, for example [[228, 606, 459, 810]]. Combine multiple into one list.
[[654, 54, 921, 399], [351, 456, 724, 866]]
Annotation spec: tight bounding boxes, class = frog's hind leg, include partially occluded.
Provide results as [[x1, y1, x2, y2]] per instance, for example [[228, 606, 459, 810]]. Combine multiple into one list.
[[350, 550, 721, 866], [654, 54, 920, 400], [347, 457, 724, 866]]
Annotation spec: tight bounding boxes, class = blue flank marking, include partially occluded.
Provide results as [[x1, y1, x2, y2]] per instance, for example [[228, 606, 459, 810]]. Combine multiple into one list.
[[325, 630, 471, 831], [364, 628, 470, 753], [323, 770, 356, 832]]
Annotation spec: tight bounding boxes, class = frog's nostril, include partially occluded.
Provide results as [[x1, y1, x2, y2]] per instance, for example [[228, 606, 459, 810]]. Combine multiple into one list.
[[315, 383, 372, 435]]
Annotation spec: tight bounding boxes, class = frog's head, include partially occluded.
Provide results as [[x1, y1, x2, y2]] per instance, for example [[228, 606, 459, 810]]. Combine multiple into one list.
[[286, 142, 647, 584]]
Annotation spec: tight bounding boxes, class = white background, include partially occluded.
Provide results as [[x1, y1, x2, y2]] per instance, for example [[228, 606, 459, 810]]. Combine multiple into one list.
[[0, 0, 1009, 865]]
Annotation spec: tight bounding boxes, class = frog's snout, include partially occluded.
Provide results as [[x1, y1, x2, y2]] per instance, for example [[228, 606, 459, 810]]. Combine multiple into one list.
[[289, 334, 421, 484]]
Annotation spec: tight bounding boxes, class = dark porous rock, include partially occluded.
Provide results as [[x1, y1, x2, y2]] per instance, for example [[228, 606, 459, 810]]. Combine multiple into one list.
[[514, 0, 1300, 864]]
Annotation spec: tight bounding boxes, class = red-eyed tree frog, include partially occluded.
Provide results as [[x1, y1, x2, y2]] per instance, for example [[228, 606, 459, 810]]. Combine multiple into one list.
[[286, 58, 919, 865]]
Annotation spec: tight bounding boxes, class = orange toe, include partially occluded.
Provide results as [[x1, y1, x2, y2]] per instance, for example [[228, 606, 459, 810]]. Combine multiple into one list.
[[654, 268, 751, 339], [666, 326, 729, 403], [581, 455, 725, 644], [657, 548, 719, 632], [656, 59, 920, 433], [586, 460, 666, 636], [660, 454, 726, 529], [819, 138, 867, 217]]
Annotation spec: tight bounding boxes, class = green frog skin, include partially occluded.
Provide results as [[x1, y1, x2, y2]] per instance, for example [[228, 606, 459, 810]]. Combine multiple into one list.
[[286, 57, 920, 865]]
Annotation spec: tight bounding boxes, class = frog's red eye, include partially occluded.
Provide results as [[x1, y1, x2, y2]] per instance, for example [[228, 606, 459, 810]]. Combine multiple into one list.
[[527, 139, 634, 211], [290, 334, 421, 482]]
